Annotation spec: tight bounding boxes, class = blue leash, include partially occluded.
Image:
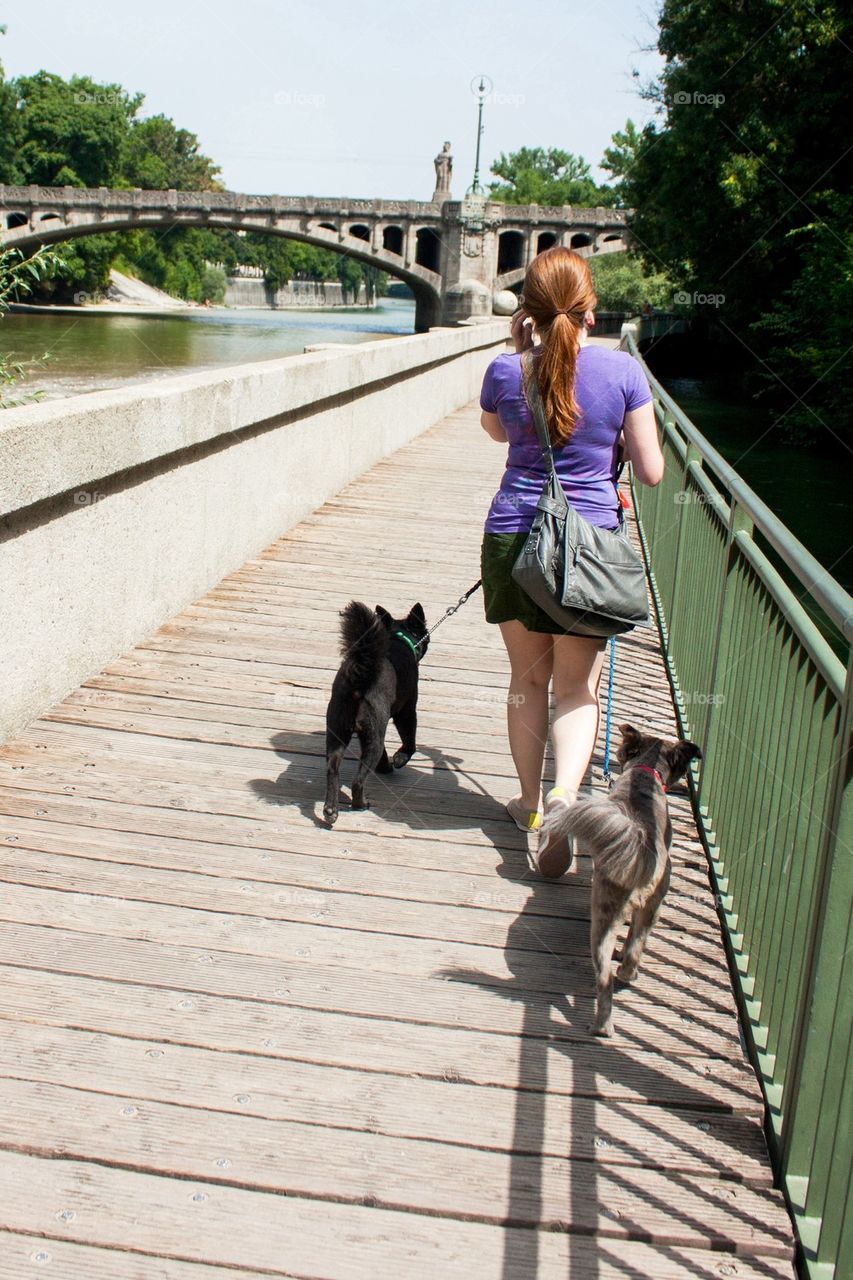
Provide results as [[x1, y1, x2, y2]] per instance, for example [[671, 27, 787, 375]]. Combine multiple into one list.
[[602, 635, 617, 788]]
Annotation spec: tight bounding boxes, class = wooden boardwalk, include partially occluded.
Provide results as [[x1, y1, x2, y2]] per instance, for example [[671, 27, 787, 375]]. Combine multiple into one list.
[[0, 395, 795, 1277]]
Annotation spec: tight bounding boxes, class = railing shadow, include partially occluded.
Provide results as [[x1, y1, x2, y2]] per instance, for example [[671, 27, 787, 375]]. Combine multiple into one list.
[[439, 833, 781, 1277]]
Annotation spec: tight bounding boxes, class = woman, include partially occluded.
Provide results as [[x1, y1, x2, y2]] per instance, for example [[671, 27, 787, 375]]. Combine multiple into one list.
[[479, 248, 664, 878]]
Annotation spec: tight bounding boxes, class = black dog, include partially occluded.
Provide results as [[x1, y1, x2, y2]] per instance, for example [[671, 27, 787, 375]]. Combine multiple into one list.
[[323, 600, 428, 826]]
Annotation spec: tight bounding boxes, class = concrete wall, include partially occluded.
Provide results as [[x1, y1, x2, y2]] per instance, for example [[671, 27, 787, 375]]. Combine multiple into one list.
[[223, 277, 368, 308], [0, 320, 508, 742]]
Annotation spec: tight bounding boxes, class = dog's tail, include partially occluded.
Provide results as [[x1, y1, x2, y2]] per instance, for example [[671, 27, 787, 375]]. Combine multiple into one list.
[[561, 798, 656, 890], [338, 601, 388, 691]]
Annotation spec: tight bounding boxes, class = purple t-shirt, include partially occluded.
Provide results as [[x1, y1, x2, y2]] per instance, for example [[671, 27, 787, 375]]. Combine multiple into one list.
[[480, 346, 652, 533]]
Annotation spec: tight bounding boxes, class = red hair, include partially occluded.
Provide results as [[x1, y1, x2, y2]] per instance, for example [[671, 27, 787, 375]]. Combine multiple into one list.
[[521, 247, 597, 445]]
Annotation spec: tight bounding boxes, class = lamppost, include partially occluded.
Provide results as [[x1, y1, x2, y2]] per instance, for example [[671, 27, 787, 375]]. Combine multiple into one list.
[[462, 75, 492, 238], [466, 75, 492, 198]]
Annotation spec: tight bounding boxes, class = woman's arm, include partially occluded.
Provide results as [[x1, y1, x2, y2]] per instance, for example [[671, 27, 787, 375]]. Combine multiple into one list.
[[621, 401, 664, 486], [481, 410, 508, 442]]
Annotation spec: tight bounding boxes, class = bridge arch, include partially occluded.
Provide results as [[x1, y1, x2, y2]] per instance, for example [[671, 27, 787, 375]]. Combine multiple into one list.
[[414, 227, 440, 272], [3, 207, 443, 331], [497, 229, 525, 275], [382, 225, 403, 255]]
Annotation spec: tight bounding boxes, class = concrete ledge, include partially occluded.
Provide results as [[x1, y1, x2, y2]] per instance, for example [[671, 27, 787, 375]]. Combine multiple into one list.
[[0, 323, 506, 514], [1, 320, 508, 741]]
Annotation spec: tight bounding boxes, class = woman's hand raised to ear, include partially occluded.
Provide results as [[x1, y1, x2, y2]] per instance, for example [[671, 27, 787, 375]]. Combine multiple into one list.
[[510, 308, 534, 354]]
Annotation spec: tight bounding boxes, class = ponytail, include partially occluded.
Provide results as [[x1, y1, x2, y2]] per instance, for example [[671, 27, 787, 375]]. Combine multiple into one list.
[[520, 249, 596, 447]]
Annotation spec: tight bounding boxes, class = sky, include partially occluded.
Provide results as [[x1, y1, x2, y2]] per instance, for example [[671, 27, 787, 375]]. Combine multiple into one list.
[[1, 0, 665, 200]]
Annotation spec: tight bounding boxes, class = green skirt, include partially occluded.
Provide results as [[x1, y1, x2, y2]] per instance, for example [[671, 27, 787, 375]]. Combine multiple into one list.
[[480, 531, 568, 635]]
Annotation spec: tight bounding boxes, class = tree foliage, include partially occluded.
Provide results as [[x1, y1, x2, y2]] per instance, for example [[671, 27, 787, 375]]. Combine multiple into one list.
[[0, 245, 63, 405], [488, 147, 618, 207], [589, 253, 674, 313], [611, 0, 853, 443]]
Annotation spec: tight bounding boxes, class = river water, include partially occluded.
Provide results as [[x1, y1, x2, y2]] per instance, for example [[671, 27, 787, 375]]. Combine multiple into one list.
[[2, 297, 417, 400], [662, 377, 851, 603]]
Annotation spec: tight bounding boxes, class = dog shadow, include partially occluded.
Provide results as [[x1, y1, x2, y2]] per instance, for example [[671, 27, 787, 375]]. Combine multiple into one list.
[[246, 726, 528, 848]]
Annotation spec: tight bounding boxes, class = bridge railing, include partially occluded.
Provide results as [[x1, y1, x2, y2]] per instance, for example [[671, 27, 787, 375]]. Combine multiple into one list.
[[622, 330, 852, 1280]]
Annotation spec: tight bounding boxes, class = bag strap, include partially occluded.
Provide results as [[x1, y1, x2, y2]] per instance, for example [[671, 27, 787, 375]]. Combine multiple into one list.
[[521, 352, 558, 480]]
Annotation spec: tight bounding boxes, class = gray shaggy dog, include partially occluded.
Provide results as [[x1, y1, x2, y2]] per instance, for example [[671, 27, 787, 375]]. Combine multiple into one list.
[[558, 723, 702, 1037]]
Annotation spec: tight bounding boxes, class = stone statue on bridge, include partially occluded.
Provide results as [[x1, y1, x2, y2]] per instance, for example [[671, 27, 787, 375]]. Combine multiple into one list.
[[432, 142, 453, 204]]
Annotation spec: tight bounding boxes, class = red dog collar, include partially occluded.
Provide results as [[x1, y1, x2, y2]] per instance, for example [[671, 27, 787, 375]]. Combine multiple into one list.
[[632, 764, 667, 792]]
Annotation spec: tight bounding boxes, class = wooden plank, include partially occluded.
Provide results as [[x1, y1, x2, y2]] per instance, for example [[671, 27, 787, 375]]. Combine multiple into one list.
[[0, 1234, 275, 1280], [0, 729, 708, 871], [0, 963, 757, 1102], [0, 783, 708, 881], [0, 882, 740, 1032], [0, 1077, 793, 1253], [0, 929, 754, 1103], [0, 1160, 797, 1279], [0, 847, 724, 955], [0, 1020, 774, 1181], [0, 808, 719, 919]]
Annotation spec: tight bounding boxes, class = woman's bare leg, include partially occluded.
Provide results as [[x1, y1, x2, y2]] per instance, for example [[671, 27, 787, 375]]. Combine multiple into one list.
[[498, 621, 553, 810], [550, 634, 608, 794]]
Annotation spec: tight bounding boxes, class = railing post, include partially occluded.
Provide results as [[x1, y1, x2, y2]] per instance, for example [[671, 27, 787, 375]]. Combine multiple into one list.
[[778, 650, 852, 1272], [664, 439, 703, 651], [698, 497, 754, 816]]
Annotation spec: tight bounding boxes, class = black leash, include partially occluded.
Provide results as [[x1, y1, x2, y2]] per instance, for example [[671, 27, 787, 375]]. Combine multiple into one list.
[[415, 579, 482, 655]]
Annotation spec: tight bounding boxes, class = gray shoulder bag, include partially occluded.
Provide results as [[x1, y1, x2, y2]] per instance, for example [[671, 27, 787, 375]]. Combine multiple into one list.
[[510, 351, 652, 637]]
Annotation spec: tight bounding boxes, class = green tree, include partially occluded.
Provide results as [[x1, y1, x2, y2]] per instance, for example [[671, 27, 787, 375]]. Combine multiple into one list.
[[11, 71, 141, 187], [200, 265, 227, 305], [488, 147, 616, 207], [589, 253, 675, 313], [600, 120, 643, 206], [0, 246, 63, 405], [336, 255, 364, 303], [123, 114, 221, 190], [610, 0, 853, 441], [0, 26, 22, 182]]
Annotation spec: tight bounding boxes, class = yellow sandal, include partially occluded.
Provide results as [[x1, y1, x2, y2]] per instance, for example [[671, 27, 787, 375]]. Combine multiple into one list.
[[506, 796, 543, 833]]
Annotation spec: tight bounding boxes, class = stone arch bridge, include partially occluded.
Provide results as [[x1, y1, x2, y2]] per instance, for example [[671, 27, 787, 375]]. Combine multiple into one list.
[[0, 183, 629, 331]]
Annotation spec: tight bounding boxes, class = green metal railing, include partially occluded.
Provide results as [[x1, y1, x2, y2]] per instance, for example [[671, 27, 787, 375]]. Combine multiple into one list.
[[623, 331, 852, 1280]]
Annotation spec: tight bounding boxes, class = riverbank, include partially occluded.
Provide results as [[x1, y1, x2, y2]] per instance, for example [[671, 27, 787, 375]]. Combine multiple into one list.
[[10, 268, 378, 318]]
